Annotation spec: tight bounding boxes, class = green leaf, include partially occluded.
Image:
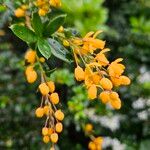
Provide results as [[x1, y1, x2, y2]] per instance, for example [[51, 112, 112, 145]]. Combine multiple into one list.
[[48, 38, 71, 63], [31, 12, 43, 36], [45, 68, 57, 77], [38, 38, 51, 59], [10, 24, 37, 43], [45, 14, 66, 36]]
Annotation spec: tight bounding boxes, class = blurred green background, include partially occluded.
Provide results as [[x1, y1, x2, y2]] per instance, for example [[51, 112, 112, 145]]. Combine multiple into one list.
[[0, 0, 150, 149]]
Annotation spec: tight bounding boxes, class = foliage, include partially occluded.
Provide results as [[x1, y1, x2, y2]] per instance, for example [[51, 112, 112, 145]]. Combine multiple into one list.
[[62, 0, 108, 35]]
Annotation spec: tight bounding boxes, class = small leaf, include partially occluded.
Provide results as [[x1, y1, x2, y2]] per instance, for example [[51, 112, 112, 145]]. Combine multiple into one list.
[[10, 24, 37, 43], [45, 14, 66, 36], [45, 68, 57, 77], [38, 38, 51, 59], [31, 12, 43, 36], [48, 38, 71, 63]]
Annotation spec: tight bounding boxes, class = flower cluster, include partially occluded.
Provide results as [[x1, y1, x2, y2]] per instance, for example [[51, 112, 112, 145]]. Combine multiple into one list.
[[14, 0, 61, 17], [34, 0, 61, 16], [70, 31, 131, 109], [84, 123, 103, 150], [25, 49, 64, 150], [11, 0, 131, 149]]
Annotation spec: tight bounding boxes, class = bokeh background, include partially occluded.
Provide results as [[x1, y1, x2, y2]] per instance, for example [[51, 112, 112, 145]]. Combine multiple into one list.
[[0, 0, 150, 149]]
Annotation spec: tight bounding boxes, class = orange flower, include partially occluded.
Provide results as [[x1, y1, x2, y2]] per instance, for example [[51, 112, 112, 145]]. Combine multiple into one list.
[[108, 58, 125, 77], [25, 49, 36, 64], [88, 85, 97, 100], [110, 98, 121, 109], [99, 91, 110, 104], [100, 78, 113, 90], [74, 66, 85, 81], [95, 48, 110, 66], [14, 8, 25, 18], [120, 75, 131, 85]]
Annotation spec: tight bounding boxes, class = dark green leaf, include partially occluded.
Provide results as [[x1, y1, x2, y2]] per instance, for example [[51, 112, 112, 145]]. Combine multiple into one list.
[[45, 68, 57, 77], [38, 38, 51, 59], [31, 12, 43, 36], [45, 14, 66, 36], [48, 38, 71, 63], [10, 24, 37, 43]]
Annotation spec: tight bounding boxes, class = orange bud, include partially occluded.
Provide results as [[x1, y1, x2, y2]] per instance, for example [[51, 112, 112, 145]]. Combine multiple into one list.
[[55, 122, 63, 133], [48, 128, 54, 135], [85, 123, 93, 132], [120, 75, 131, 85], [54, 110, 64, 121], [26, 70, 37, 84], [94, 137, 103, 145], [109, 91, 119, 100], [43, 105, 49, 115], [42, 127, 49, 136], [88, 85, 97, 100], [38, 9, 47, 16], [50, 133, 58, 143], [50, 93, 59, 104], [47, 81, 55, 93], [74, 66, 85, 81], [35, 107, 44, 118], [43, 135, 50, 143], [100, 78, 113, 90], [39, 57, 45, 63], [14, 8, 25, 18], [99, 91, 110, 104], [88, 141, 96, 150], [39, 83, 49, 95], [25, 50, 36, 64], [63, 40, 70, 47], [110, 98, 121, 109]]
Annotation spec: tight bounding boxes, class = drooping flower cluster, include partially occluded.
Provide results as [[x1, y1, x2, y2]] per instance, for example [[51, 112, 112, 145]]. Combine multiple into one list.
[[36, 81, 64, 147], [84, 123, 103, 150], [12, 0, 131, 149], [70, 31, 131, 109], [25, 49, 64, 150]]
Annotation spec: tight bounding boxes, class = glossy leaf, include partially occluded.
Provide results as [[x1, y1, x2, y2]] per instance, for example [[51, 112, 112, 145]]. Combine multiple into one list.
[[10, 24, 37, 43], [31, 12, 43, 36], [45, 14, 66, 36], [48, 38, 71, 63], [38, 38, 51, 59]]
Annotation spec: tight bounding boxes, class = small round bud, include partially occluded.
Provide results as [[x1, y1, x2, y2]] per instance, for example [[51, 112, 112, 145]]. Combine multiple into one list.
[[63, 40, 70, 47], [50, 133, 58, 143], [55, 122, 63, 133], [85, 123, 93, 133], [74, 66, 85, 81], [99, 91, 110, 104], [88, 85, 97, 100], [35, 107, 44, 118], [47, 81, 55, 93], [50, 93, 59, 104], [39, 83, 49, 95], [54, 110, 64, 121], [42, 127, 49, 136], [100, 78, 113, 90], [43, 135, 50, 143], [14, 8, 25, 18]]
